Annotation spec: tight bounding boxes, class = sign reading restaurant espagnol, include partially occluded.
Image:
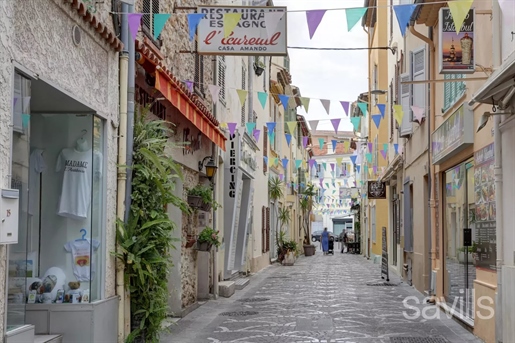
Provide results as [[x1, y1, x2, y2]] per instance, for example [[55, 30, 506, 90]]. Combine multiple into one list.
[[197, 6, 287, 56]]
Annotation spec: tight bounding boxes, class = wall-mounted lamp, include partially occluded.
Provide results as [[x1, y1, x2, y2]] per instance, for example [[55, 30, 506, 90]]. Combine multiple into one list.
[[199, 156, 218, 181], [370, 89, 388, 95], [477, 111, 514, 132]]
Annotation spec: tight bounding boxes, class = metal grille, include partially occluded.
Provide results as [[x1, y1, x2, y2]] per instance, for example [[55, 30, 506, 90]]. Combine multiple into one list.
[[219, 311, 258, 317], [366, 282, 398, 286], [390, 337, 449, 343]]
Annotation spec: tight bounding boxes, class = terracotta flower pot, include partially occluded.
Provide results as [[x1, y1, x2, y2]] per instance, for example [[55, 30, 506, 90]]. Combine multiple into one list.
[[303, 244, 316, 256], [198, 241, 212, 251]]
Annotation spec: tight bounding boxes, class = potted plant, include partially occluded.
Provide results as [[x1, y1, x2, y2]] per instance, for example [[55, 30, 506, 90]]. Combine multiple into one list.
[[281, 238, 298, 266], [253, 59, 265, 76], [300, 184, 317, 256], [187, 184, 221, 212], [197, 226, 220, 251]]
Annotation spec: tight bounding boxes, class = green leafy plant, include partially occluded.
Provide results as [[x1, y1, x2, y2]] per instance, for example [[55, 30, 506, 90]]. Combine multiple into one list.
[[187, 184, 221, 211], [268, 177, 284, 248], [114, 106, 189, 343], [197, 226, 221, 248], [299, 183, 316, 245]]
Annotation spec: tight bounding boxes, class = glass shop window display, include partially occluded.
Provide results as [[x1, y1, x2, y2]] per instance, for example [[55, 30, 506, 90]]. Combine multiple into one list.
[[10, 85, 105, 310]]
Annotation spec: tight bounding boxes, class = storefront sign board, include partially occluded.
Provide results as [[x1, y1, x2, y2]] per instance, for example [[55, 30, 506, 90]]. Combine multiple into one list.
[[438, 8, 475, 74], [197, 6, 287, 56], [432, 105, 473, 164]]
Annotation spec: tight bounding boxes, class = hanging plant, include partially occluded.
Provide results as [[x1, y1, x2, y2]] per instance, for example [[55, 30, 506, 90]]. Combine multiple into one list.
[[187, 184, 221, 211], [114, 106, 190, 343]]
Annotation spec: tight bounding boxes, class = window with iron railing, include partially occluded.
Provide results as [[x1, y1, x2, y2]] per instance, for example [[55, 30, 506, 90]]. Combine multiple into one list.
[[142, 0, 161, 47]]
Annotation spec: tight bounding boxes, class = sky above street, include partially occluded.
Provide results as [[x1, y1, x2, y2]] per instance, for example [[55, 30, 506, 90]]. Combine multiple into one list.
[[274, 0, 368, 132]]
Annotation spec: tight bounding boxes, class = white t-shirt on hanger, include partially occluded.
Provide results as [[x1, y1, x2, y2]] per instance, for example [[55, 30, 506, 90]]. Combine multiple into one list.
[[64, 239, 101, 282], [56, 148, 102, 219]]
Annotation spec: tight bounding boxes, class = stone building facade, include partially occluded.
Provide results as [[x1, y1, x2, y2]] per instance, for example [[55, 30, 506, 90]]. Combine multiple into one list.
[[0, 0, 121, 341]]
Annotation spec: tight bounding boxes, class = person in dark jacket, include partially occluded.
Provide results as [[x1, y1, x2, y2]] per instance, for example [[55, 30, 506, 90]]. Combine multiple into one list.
[[340, 231, 348, 253]]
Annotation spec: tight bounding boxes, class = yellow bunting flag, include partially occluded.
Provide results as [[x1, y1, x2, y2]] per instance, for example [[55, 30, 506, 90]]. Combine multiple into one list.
[[302, 160, 307, 169], [236, 89, 248, 107], [343, 141, 350, 151], [335, 157, 343, 165], [300, 97, 311, 113], [393, 104, 404, 126], [286, 121, 297, 134], [223, 13, 242, 38], [219, 122, 228, 129], [448, 0, 474, 34]]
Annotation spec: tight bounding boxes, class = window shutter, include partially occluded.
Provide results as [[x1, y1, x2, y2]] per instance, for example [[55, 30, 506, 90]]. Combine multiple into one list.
[[142, 0, 159, 38], [263, 126, 268, 173], [217, 56, 226, 106], [265, 207, 270, 252], [399, 72, 412, 137], [262, 206, 266, 253], [412, 47, 427, 123], [194, 40, 204, 98], [241, 65, 247, 127], [403, 179, 413, 252]]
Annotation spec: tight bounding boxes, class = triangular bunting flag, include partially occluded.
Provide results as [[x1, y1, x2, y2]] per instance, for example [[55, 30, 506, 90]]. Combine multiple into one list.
[[393, 104, 404, 125], [320, 99, 331, 115], [295, 159, 302, 169], [330, 118, 341, 133], [185, 80, 193, 93], [306, 10, 326, 39], [279, 94, 290, 111], [257, 92, 268, 109], [377, 103, 386, 118], [309, 120, 319, 131], [394, 144, 399, 154], [128, 13, 143, 41], [372, 114, 381, 129], [411, 105, 425, 122], [253, 129, 261, 142], [269, 132, 275, 144], [286, 121, 297, 134], [187, 13, 206, 41], [246, 122, 256, 136], [236, 89, 248, 107], [346, 8, 368, 32], [357, 102, 368, 117], [266, 122, 276, 132], [154, 14, 171, 40], [224, 13, 242, 38], [208, 84, 221, 104], [340, 101, 350, 115], [366, 153, 372, 163], [227, 123, 237, 136], [350, 117, 360, 131], [300, 97, 311, 112], [350, 155, 357, 165], [368, 143, 373, 153], [282, 158, 289, 169], [263, 156, 268, 165], [264, 12, 284, 38], [331, 139, 337, 152], [380, 149, 387, 160], [302, 136, 309, 148], [394, 4, 417, 37], [448, 0, 474, 34], [22, 97, 31, 113], [285, 133, 292, 147], [318, 138, 325, 149]]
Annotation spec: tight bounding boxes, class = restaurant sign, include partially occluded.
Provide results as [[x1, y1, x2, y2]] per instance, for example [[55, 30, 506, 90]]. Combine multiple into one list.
[[438, 8, 475, 74], [197, 6, 287, 56], [431, 105, 473, 165]]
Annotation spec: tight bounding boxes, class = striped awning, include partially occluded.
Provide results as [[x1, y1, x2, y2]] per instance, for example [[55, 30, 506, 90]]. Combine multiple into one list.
[[155, 70, 226, 151]]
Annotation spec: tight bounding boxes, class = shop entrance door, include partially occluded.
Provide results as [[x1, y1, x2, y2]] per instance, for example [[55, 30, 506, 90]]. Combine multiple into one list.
[[444, 160, 476, 321]]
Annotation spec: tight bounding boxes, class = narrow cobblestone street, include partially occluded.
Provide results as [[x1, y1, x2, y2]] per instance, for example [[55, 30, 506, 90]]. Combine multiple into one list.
[[161, 251, 483, 343]]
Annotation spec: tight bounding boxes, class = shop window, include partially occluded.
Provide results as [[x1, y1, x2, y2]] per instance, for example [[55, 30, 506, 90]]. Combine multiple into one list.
[[8, 72, 105, 323], [142, 0, 161, 47], [443, 74, 466, 112]]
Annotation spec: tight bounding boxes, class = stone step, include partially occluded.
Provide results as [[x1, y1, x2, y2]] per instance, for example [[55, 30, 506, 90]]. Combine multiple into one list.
[[218, 281, 235, 298], [234, 278, 250, 290], [34, 335, 63, 343]]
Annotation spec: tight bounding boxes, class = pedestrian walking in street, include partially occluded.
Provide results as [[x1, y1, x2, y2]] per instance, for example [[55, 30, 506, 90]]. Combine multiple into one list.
[[340, 231, 348, 253], [321, 227, 329, 255]]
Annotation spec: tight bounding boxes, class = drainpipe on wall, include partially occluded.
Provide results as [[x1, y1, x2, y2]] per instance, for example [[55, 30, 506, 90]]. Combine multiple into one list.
[[212, 56, 219, 299], [116, 51, 129, 343], [492, 0, 503, 341], [408, 24, 435, 297]]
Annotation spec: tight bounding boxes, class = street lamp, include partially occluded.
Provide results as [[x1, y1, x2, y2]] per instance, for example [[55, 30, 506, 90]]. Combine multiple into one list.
[[477, 111, 514, 132], [199, 156, 218, 181]]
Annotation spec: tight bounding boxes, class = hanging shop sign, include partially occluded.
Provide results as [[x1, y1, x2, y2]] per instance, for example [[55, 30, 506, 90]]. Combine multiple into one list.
[[473, 143, 496, 270], [431, 105, 473, 164], [438, 8, 475, 74], [197, 6, 287, 56], [367, 181, 386, 199]]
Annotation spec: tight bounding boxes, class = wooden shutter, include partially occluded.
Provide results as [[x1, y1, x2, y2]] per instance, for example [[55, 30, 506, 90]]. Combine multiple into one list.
[[241, 65, 247, 127], [263, 125, 268, 173], [399, 72, 412, 138], [217, 56, 226, 105], [403, 178, 413, 252], [194, 40, 204, 97], [142, 0, 159, 38], [412, 47, 427, 123], [265, 207, 270, 252]]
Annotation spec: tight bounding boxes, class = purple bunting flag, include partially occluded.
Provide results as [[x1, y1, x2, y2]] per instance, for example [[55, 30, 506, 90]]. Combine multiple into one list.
[[306, 10, 326, 39], [253, 129, 261, 142], [340, 101, 350, 115], [227, 122, 237, 136], [331, 118, 341, 134]]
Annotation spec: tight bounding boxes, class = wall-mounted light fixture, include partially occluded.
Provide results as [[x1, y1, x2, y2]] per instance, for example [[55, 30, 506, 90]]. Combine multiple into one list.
[[477, 111, 514, 132], [198, 156, 218, 181]]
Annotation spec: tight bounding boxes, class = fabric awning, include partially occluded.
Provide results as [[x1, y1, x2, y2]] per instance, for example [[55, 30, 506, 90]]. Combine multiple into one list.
[[155, 70, 226, 151], [469, 52, 515, 107]]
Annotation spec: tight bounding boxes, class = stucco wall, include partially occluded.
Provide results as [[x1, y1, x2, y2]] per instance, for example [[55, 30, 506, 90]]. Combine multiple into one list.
[[0, 0, 119, 336]]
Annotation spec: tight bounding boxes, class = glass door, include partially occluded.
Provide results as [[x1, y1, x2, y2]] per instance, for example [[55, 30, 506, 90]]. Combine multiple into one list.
[[7, 72, 32, 331]]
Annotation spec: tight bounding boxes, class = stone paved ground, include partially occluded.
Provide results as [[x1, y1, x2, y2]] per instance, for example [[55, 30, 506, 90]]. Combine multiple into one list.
[[161, 251, 484, 343]]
